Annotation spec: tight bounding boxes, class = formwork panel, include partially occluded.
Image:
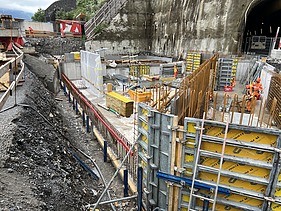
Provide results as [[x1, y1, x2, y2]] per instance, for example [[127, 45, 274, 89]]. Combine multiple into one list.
[[180, 118, 281, 210], [138, 103, 175, 210]]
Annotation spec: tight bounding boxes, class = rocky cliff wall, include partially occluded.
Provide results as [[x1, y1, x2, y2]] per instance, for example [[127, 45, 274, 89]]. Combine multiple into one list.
[[45, 0, 77, 22], [86, 0, 263, 56], [26, 37, 85, 55], [85, 0, 153, 55], [151, 0, 257, 57]]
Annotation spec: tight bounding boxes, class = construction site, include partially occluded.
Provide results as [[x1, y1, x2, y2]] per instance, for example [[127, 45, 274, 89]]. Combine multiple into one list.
[[1, 0, 281, 211]]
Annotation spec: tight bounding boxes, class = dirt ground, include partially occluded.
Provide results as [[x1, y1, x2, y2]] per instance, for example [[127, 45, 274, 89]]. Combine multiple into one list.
[[0, 60, 136, 210]]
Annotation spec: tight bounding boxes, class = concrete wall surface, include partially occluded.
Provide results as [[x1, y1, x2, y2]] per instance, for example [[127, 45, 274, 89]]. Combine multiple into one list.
[[86, 0, 262, 57], [21, 21, 54, 32], [86, 0, 153, 54], [62, 62, 81, 80]]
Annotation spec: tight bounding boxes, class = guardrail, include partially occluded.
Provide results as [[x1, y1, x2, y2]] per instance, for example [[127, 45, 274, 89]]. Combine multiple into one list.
[[61, 73, 138, 181], [85, 0, 127, 40], [0, 44, 24, 111]]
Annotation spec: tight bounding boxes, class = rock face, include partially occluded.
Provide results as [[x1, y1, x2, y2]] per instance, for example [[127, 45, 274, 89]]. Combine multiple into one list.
[[25, 37, 85, 55], [23, 54, 60, 94], [45, 0, 77, 22], [86, 0, 258, 56], [85, 0, 153, 55]]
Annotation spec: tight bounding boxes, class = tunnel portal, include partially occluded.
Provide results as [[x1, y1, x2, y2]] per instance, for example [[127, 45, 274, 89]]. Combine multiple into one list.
[[243, 0, 281, 55]]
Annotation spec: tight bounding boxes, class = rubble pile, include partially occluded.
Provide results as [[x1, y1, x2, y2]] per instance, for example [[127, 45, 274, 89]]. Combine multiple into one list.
[[0, 71, 111, 210]]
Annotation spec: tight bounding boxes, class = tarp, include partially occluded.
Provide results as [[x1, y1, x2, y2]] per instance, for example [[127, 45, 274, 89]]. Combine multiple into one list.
[[59, 20, 82, 37], [80, 50, 104, 97]]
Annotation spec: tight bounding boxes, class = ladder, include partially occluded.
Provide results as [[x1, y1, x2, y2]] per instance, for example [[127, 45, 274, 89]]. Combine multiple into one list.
[[188, 113, 230, 211]]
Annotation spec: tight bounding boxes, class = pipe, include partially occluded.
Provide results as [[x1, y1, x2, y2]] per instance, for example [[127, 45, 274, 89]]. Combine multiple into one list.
[[87, 135, 139, 210], [69, 149, 99, 180], [137, 167, 143, 211], [104, 140, 108, 162], [156, 171, 230, 195], [61, 73, 132, 155], [124, 169, 129, 197], [72, 146, 116, 211], [88, 195, 137, 206]]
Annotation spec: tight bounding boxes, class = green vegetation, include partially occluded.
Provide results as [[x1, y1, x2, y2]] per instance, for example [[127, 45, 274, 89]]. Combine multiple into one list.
[[94, 23, 109, 34], [31, 8, 45, 22], [31, 0, 107, 22]]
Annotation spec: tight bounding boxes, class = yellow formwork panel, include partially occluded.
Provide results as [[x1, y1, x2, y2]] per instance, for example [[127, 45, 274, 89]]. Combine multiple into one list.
[[141, 134, 148, 144], [200, 173, 267, 193], [200, 157, 271, 179], [141, 121, 148, 131], [183, 122, 279, 209], [204, 125, 277, 146], [202, 141, 273, 162], [272, 202, 281, 210], [141, 108, 149, 120], [196, 194, 263, 211], [128, 89, 152, 103]]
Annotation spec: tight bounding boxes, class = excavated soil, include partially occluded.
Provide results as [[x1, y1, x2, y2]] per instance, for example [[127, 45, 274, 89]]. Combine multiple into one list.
[[0, 64, 136, 210]]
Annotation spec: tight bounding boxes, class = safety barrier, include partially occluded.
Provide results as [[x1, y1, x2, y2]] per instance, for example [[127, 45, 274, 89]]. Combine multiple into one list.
[[61, 73, 138, 183], [0, 44, 24, 111]]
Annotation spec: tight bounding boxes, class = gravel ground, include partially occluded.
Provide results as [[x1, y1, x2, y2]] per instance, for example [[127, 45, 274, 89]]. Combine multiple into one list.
[[0, 59, 136, 211]]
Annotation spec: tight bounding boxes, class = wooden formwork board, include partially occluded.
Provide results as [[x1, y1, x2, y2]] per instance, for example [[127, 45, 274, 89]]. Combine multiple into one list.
[[0, 70, 10, 91], [267, 75, 281, 129], [106, 92, 134, 117], [180, 118, 281, 211]]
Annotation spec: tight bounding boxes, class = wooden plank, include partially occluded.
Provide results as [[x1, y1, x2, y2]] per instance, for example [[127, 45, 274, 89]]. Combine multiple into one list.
[[106, 92, 134, 117], [168, 116, 178, 211], [0, 63, 24, 111]]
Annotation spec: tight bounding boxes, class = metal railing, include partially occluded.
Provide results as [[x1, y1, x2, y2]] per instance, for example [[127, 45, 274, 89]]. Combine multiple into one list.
[[61, 73, 138, 182], [85, 0, 127, 40]]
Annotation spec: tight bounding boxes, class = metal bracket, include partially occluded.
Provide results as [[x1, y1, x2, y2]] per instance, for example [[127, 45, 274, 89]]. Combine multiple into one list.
[[151, 124, 160, 129], [166, 181, 183, 188], [274, 148, 281, 153], [143, 188, 152, 194], [167, 125, 180, 131], [145, 154, 153, 160], [264, 196, 275, 202], [194, 126, 205, 131], [174, 166, 186, 173]]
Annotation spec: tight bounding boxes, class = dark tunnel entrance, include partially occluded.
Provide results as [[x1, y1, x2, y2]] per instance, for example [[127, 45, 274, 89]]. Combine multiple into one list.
[[243, 0, 281, 55]]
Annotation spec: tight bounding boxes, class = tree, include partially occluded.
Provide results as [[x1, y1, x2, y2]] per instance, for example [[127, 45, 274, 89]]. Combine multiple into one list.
[[32, 8, 45, 22], [56, 9, 75, 20]]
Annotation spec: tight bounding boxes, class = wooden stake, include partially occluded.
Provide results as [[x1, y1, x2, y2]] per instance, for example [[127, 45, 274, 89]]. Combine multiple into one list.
[[257, 99, 264, 127], [231, 94, 237, 123], [213, 92, 218, 120], [222, 93, 227, 122], [239, 95, 246, 125]]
